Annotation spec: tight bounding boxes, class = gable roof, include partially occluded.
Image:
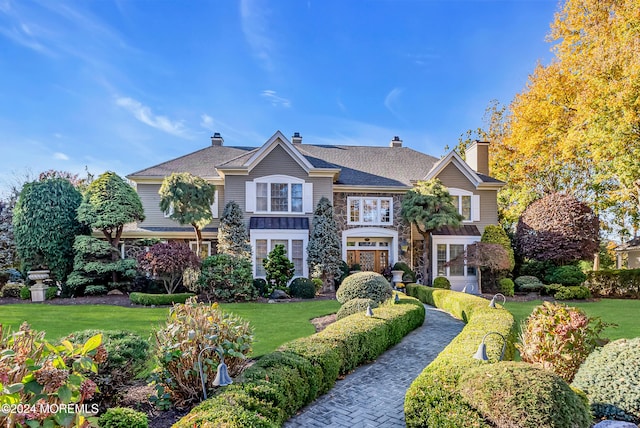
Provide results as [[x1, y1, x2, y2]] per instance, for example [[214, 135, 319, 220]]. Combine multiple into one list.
[[127, 131, 504, 188]]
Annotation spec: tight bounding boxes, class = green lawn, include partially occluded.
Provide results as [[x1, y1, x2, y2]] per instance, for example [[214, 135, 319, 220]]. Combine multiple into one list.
[[0, 300, 340, 357], [506, 299, 640, 341]]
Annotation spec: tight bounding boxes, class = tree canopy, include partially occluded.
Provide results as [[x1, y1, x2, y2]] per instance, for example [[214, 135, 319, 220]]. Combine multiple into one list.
[[460, 0, 640, 238], [307, 196, 342, 293], [137, 241, 200, 294], [159, 173, 215, 255], [13, 178, 85, 280], [77, 171, 145, 247], [401, 179, 463, 282], [515, 193, 600, 264], [217, 201, 251, 259]]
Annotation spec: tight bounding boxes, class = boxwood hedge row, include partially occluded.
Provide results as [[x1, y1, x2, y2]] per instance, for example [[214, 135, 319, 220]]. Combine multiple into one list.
[[129, 292, 194, 306], [174, 296, 425, 427], [404, 284, 518, 427]]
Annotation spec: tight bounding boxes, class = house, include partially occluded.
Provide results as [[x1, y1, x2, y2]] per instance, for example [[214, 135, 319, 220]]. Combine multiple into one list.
[[615, 238, 640, 269], [124, 131, 504, 291]]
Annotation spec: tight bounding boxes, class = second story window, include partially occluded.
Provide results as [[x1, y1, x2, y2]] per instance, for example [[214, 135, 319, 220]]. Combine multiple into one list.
[[452, 195, 472, 221], [246, 175, 310, 214], [348, 197, 393, 225], [448, 188, 480, 222]]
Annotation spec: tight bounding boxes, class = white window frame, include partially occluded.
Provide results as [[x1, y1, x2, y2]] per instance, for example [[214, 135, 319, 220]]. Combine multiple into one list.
[[246, 175, 312, 214], [432, 236, 479, 292], [210, 190, 219, 219], [347, 197, 393, 225], [163, 203, 174, 218], [250, 230, 309, 280], [448, 188, 480, 222], [189, 241, 212, 257]]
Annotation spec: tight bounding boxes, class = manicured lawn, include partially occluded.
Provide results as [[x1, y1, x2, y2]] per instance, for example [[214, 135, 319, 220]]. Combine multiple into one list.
[[0, 299, 340, 357], [507, 299, 640, 341]]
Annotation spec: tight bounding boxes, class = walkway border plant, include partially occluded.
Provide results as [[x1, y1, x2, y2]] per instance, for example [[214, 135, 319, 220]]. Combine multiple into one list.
[[174, 296, 425, 427], [404, 284, 518, 427]]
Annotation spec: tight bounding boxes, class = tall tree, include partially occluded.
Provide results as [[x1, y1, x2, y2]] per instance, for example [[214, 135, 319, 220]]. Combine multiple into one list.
[[159, 173, 216, 256], [76, 171, 145, 283], [217, 201, 251, 259], [401, 179, 464, 283], [137, 241, 200, 294], [13, 178, 85, 280], [0, 198, 17, 269], [307, 197, 342, 293], [515, 193, 600, 264]]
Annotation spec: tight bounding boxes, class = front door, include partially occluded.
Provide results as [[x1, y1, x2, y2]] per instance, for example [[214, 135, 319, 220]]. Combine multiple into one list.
[[347, 250, 389, 273]]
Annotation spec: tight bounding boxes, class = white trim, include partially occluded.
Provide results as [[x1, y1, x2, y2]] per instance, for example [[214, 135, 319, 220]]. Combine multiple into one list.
[[251, 175, 306, 214], [189, 241, 212, 257], [448, 188, 474, 222], [243, 131, 315, 173], [210, 190, 219, 219], [431, 235, 479, 292], [347, 196, 393, 226], [163, 203, 174, 218], [342, 227, 399, 266], [251, 230, 309, 279], [425, 151, 482, 187]]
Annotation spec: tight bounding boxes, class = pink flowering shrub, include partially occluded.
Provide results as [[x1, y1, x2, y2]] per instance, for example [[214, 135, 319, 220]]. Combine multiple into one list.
[[0, 323, 105, 427], [517, 301, 608, 382]]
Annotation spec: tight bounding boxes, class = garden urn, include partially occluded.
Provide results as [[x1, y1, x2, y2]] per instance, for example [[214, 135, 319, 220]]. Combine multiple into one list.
[[391, 270, 404, 286], [27, 269, 50, 302]]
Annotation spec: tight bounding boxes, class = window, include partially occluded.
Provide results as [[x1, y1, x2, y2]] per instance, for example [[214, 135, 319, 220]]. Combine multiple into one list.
[[254, 237, 306, 278], [449, 244, 465, 276], [189, 241, 212, 258], [247, 176, 308, 213], [434, 242, 476, 278], [449, 189, 479, 222], [163, 203, 174, 218], [347, 197, 393, 225]]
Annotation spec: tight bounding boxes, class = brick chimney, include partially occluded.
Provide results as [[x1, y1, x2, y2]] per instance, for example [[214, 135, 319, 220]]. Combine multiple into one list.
[[211, 133, 224, 146], [390, 136, 403, 148], [466, 140, 489, 175], [292, 132, 302, 144]]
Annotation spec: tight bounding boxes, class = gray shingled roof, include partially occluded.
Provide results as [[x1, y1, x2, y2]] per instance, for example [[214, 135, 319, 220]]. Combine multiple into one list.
[[127, 140, 501, 187], [128, 146, 257, 178]]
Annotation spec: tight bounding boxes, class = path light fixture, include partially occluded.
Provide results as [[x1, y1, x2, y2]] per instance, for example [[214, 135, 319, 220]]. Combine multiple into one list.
[[473, 332, 507, 362], [394, 293, 400, 303], [365, 303, 374, 317], [488, 293, 506, 309], [198, 346, 232, 400]]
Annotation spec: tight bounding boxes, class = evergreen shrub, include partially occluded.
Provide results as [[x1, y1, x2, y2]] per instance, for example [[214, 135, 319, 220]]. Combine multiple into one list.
[[459, 362, 592, 428], [1, 283, 23, 298], [288, 277, 316, 299], [84, 285, 108, 296], [129, 292, 194, 306], [515, 275, 543, 292], [498, 278, 514, 296], [98, 407, 148, 428], [546, 265, 586, 286], [19, 285, 30, 300], [585, 269, 640, 299], [197, 254, 256, 301], [572, 338, 640, 423], [253, 278, 267, 297], [393, 261, 416, 283], [555, 285, 591, 300], [45, 286, 57, 300], [432, 276, 451, 289], [336, 298, 378, 320], [336, 271, 392, 304]]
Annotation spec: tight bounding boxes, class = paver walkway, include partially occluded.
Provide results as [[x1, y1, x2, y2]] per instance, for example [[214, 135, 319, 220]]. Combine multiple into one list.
[[285, 305, 464, 428]]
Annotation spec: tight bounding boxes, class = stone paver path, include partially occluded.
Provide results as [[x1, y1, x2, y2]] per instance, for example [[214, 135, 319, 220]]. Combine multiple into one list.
[[285, 305, 464, 427]]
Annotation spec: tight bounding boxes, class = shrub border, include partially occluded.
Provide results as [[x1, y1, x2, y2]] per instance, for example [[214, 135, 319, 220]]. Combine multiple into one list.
[[174, 295, 425, 427], [129, 292, 194, 306], [404, 284, 518, 427]]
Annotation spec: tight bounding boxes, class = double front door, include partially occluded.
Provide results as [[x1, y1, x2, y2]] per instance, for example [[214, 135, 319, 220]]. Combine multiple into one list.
[[347, 250, 389, 273]]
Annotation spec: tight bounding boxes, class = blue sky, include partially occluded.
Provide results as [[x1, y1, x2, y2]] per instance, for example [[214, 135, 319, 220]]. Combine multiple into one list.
[[0, 0, 558, 198]]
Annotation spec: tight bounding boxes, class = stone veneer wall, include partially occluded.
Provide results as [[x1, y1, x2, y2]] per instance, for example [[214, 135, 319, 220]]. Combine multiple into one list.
[[333, 192, 412, 267]]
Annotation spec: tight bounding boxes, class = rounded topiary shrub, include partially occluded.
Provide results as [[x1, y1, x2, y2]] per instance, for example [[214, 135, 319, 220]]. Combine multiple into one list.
[[546, 265, 587, 286], [432, 276, 451, 289], [1, 283, 23, 298], [498, 278, 515, 297], [572, 338, 640, 423], [336, 298, 378, 320], [515, 275, 543, 292], [335, 271, 392, 304], [98, 407, 148, 428], [289, 277, 316, 299], [459, 362, 592, 428]]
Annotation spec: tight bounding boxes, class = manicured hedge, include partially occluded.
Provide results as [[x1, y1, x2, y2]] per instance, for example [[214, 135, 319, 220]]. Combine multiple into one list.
[[174, 295, 425, 427], [404, 284, 518, 427], [129, 292, 194, 306], [584, 269, 640, 299]]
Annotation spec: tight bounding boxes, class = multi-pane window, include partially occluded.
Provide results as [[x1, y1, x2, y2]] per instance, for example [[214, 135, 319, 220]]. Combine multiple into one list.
[[452, 195, 472, 221], [437, 244, 447, 276], [255, 238, 304, 278], [436, 243, 476, 278], [449, 244, 465, 276], [256, 182, 303, 213], [347, 197, 393, 225]]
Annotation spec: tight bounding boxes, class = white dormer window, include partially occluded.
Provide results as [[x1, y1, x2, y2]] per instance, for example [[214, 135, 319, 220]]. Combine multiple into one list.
[[246, 175, 313, 214], [448, 188, 480, 222]]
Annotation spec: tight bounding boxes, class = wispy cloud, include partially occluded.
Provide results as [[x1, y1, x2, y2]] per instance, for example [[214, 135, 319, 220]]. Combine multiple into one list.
[[53, 152, 69, 160], [407, 52, 440, 67], [384, 87, 404, 120], [200, 114, 214, 129], [239, 0, 276, 71], [116, 96, 191, 138], [261, 90, 291, 108]]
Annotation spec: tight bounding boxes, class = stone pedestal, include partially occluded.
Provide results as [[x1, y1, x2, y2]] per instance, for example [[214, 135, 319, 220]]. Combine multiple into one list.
[[27, 270, 50, 302], [391, 270, 404, 288]]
